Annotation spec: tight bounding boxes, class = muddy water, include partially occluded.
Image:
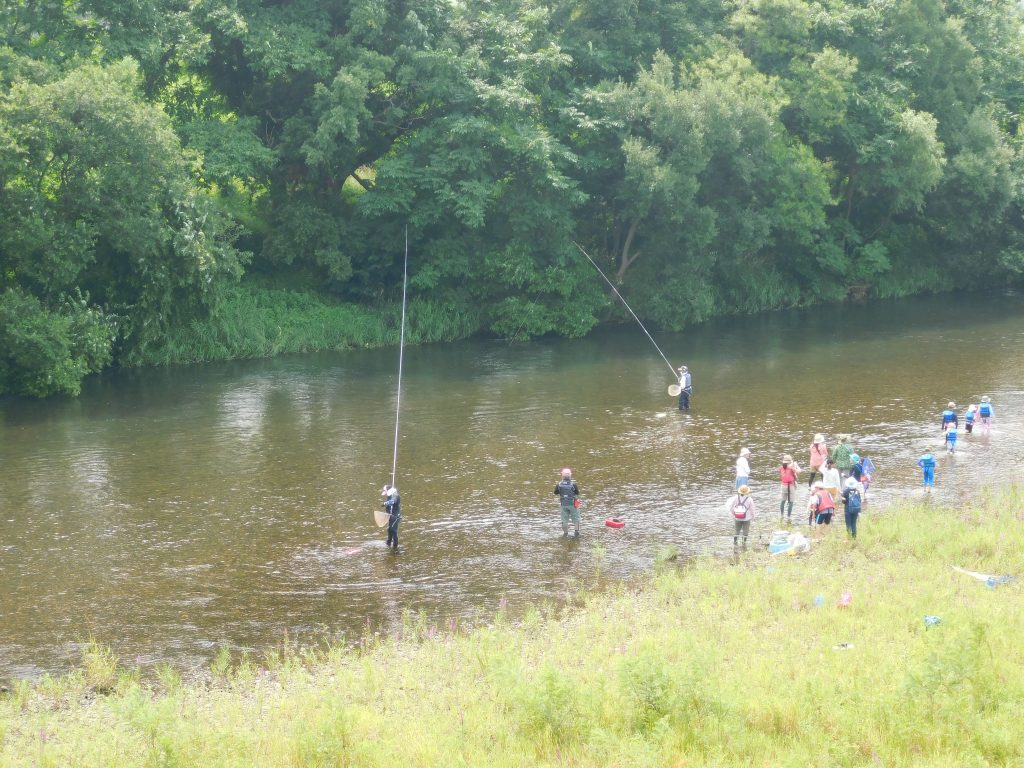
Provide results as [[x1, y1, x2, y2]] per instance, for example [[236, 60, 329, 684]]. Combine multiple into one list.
[[1, 293, 1022, 678]]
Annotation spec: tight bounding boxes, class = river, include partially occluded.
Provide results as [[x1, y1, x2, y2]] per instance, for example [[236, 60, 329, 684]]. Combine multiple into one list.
[[1, 293, 1022, 680]]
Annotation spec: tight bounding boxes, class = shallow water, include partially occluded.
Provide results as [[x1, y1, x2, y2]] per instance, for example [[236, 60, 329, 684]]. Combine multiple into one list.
[[1, 292, 1022, 679]]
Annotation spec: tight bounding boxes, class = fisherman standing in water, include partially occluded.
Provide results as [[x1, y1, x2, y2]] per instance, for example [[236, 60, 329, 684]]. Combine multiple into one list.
[[677, 365, 692, 410], [554, 468, 581, 538], [381, 484, 401, 551]]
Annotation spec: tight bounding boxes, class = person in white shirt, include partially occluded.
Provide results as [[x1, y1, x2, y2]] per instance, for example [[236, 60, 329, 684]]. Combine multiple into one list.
[[735, 447, 751, 490]]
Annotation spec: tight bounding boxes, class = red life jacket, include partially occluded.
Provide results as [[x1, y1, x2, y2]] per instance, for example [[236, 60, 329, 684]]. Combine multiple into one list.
[[780, 466, 798, 485], [813, 491, 835, 511]]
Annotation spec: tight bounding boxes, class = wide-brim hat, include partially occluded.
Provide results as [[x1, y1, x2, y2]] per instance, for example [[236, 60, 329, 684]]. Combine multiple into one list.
[[813, 434, 824, 444], [782, 454, 793, 463], [740, 447, 751, 457], [947, 401, 956, 408], [738, 485, 750, 495], [981, 396, 991, 403]]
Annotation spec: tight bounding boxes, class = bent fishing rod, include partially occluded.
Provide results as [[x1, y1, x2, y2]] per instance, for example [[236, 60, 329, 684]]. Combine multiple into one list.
[[572, 241, 680, 379]]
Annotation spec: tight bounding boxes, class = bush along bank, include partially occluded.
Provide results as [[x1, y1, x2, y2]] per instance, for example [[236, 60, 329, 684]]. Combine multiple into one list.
[[1, 488, 1022, 766]]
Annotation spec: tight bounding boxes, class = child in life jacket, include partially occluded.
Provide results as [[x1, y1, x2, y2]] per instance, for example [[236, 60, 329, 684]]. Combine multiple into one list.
[[918, 452, 936, 492], [945, 423, 958, 454], [964, 404, 977, 434], [978, 396, 994, 431], [941, 402, 958, 432], [808, 481, 836, 527]]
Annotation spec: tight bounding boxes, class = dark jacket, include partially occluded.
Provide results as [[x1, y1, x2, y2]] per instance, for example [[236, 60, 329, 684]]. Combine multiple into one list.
[[554, 479, 579, 506]]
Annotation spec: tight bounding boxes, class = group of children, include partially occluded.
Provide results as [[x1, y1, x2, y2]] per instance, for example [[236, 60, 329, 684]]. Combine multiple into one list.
[[729, 394, 998, 548], [729, 434, 873, 548], [919, 396, 995, 491]]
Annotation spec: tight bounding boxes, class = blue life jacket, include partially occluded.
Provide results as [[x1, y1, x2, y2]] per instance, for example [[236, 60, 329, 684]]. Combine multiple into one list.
[[946, 427, 958, 441], [964, 409, 975, 423], [941, 409, 956, 424], [979, 403, 992, 417], [919, 453, 936, 469]]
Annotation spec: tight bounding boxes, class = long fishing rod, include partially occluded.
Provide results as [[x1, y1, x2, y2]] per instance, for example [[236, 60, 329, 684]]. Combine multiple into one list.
[[572, 241, 679, 378], [390, 226, 409, 487]]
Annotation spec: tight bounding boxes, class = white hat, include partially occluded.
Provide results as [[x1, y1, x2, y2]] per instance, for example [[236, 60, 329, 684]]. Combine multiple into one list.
[[813, 433, 824, 444], [381, 484, 397, 497], [740, 447, 750, 457], [947, 401, 956, 409], [845, 477, 857, 489], [812, 481, 824, 489]]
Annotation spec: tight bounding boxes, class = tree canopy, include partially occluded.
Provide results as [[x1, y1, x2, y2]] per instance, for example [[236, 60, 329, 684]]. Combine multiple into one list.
[[2, 0, 1023, 395]]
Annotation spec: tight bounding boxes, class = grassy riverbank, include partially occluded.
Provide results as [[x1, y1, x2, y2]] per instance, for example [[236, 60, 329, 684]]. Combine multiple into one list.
[[2, 489, 1023, 766], [132, 284, 482, 366]]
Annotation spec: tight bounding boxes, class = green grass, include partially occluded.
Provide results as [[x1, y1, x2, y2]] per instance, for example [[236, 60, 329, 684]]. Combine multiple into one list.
[[131, 285, 484, 367], [2, 488, 1023, 766]]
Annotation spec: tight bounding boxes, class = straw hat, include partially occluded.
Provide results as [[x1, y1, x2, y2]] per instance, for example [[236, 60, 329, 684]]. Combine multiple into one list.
[[947, 401, 956, 409], [782, 454, 793, 463], [813, 434, 824, 444], [738, 485, 750, 496]]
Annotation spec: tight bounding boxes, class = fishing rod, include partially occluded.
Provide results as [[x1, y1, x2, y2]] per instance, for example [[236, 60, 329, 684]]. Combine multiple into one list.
[[391, 226, 409, 488], [572, 241, 679, 379]]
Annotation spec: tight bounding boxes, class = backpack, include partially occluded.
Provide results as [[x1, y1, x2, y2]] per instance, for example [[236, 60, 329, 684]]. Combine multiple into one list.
[[732, 496, 748, 519], [846, 489, 862, 513]]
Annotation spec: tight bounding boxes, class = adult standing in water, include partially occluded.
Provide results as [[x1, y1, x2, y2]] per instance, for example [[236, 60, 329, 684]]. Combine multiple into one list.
[[807, 434, 828, 487], [554, 468, 581, 538], [735, 447, 751, 490], [727, 484, 756, 550], [677, 365, 692, 410], [830, 434, 855, 479], [381, 484, 401, 551]]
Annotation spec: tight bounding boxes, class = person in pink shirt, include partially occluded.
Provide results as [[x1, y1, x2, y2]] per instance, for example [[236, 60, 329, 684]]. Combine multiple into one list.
[[807, 433, 828, 487], [778, 454, 802, 522]]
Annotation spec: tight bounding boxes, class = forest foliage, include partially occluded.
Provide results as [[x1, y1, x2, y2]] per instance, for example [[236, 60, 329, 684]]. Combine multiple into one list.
[[1, 0, 1023, 395]]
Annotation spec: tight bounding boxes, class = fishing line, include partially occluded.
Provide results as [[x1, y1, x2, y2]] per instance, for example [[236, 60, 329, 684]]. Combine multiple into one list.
[[572, 241, 679, 378], [391, 226, 409, 488]]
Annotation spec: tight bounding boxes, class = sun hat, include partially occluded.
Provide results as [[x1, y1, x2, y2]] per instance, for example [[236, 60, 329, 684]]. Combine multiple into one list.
[[782, 454, 793, 463], [381, 484, 397, 497], [981, 395, 990, 403], [738, 485, 750, 496], [947, 401, 956, 409], [813, 433, 824, 444], [850, 453, 860, 463], [845, 477, 857, 489], [740, 447, 751, 457]]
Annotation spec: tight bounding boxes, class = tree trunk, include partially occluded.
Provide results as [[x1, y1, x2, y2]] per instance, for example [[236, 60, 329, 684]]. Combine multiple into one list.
[[615, 219, 641, 283]]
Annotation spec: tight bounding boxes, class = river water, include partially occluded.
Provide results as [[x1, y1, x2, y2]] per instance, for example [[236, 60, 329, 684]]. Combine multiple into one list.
[[1, 293, 1022, 680]]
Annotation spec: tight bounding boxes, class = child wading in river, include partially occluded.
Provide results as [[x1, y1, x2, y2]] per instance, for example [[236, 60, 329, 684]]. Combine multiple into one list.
[[918, 452, 936, 492]]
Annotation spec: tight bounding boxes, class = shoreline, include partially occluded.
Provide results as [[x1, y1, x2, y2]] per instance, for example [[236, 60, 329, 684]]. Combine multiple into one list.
[[2, 487, 1021, 765]]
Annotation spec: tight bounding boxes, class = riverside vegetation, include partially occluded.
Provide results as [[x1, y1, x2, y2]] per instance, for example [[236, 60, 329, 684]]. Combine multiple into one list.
[[1, 488, 1021, 766], [3, 0, 1024, 397]]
